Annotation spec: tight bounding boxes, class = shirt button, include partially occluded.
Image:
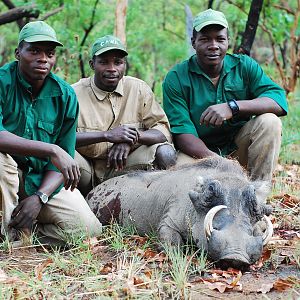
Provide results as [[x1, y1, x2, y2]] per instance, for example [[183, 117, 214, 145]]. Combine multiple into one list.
[[26, 129, 30, 132]]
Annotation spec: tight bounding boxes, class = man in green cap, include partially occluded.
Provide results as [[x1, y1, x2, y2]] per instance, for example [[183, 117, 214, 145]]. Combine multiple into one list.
[[72, 35, 176, 195], [0, 21, 102, 243], [163, 9, 288, 182]]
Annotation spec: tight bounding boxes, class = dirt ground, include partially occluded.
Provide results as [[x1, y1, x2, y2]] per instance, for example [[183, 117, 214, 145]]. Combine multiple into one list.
[[0, 163, 299, 299], [190, 266, 300, 299]]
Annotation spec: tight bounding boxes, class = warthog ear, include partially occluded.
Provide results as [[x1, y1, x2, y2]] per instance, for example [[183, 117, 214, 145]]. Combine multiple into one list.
[[189, 177, 225, 212]]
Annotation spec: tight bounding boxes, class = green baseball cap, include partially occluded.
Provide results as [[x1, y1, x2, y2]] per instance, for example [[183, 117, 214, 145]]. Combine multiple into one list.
[[91, 35, 128, 57], [193, 9, 228, 32], [18, 21, 63, 46]]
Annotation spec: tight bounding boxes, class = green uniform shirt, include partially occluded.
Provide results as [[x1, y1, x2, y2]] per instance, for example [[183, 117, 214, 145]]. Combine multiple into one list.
[[0, 61, 79, 196], [163, 53, 288, 155]]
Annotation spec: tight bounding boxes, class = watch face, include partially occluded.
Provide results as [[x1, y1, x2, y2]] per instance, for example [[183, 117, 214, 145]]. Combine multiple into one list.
[[35, 191, 48, 203], [41, 194, 48, 203]]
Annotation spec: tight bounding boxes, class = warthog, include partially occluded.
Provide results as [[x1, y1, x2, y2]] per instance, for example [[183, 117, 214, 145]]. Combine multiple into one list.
[[86, 157, 273, 270]]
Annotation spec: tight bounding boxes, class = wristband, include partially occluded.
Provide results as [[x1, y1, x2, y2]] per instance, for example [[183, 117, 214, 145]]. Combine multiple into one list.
[[227, 99, 239, 116]]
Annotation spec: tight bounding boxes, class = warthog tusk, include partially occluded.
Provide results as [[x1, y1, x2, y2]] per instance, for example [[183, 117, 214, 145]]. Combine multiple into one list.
[[204, 205, 227, 240], [262, 215, 273, 245]]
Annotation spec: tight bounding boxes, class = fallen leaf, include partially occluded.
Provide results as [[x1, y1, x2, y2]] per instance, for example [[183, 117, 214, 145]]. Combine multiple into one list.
[[257, 283, 273, 294], [273, 194, 300, 208], [273, 277, 300, 292], [230, 271, 242, 286], [203, 280, 230, 293], [35, 258, 53, 281], [251, 249, 272, 270], [130, 235, 148, 246], [143, 248, 157, 259], [100, 262, 113, 274], [143, 269, 152, 279], [133, 276, 149, 288]]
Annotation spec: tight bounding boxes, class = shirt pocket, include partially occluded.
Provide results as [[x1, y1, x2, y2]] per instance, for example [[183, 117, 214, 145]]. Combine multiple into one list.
[[224, 83, 247, 100], [37, 120, 58, 143]]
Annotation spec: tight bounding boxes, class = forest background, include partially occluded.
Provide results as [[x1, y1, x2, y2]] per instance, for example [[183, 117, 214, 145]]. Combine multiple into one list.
[[0, 0, 299, 101]]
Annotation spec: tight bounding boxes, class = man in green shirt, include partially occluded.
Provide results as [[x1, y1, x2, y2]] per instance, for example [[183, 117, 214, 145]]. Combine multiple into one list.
[[163, 9, 288, 182], [0, 21, 102, 243]]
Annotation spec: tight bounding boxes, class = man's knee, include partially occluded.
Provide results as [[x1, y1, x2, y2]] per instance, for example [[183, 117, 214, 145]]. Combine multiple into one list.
[[0, 152, 18, 180], [154, 144, 177, 169], [38, 188, 102, 240], [254, 113, 282, 136]]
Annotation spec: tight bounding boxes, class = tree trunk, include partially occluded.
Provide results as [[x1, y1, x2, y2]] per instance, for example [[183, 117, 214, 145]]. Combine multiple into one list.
[[185, 4, 194, 56], [0, 4, 39, 26], [114, 0, 128, 46], [208, 0, 214, 9], [234, 0, 264, 55]]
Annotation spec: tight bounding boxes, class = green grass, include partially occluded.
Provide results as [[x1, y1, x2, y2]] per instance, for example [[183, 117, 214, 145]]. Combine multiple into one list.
[[279, 87, 300, 164], [0, 86, 299, 298]]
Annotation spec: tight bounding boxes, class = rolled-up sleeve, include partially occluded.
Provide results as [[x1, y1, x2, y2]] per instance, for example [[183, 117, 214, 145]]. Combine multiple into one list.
[[244, 56, 288, 114]]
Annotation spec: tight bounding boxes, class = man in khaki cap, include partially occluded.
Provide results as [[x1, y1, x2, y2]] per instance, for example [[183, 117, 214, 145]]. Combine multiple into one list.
[[72, 35, 176, 196], [0, 21, 102, 244], [163, 9, 288, 182]]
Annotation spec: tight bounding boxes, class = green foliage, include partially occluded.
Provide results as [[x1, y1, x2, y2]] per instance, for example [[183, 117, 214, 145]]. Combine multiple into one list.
[[0, 0, 298, 99], [280, 87, 300, 164]]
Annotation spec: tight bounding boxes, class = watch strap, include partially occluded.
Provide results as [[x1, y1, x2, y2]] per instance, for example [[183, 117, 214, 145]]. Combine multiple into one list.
[[227, 99, 239, 116], [34, 191, 49, 204]]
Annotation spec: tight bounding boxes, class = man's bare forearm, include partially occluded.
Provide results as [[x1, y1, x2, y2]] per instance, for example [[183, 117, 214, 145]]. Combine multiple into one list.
[[138, 129, 167, 145], [175, 133, 217, 159], [0, 130, 57, 157], [76, 131, 108, 147], [35, 170, 64, 197], [237, 97, 284, 117]]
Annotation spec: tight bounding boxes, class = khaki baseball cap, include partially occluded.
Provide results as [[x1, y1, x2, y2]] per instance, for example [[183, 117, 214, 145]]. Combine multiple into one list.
[[91, 35, 128, 57], [193, 9, 228, 32], [18, 21, 63, 46]]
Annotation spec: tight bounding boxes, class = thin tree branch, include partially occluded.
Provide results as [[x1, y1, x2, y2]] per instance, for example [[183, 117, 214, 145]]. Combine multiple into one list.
[[40, 5, 64, 21], [273, 4, 294, 15], [78, 0, 100, 78]]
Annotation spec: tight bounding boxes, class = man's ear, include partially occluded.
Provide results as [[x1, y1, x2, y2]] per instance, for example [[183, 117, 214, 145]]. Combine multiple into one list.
[[89, 59, 95, 70], [15, 48, 20, 60], [191, 37, 196, 49]]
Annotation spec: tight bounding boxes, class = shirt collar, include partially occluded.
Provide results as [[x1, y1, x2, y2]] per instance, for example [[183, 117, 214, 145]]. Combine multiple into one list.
[[90, 76, 124, 101], [189, 53, 240, 77]]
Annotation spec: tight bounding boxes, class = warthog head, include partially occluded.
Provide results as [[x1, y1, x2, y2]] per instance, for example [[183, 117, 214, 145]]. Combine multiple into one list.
[[189, 175, 273, 270]]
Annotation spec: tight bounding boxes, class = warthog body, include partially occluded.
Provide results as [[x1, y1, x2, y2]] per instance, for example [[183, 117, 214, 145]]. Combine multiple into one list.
[[86, 157, 272, 269]]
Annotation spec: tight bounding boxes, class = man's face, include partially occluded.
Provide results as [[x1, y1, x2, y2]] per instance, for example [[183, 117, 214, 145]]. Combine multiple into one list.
[[90, 50, 126, 92], [15, 41, 56, 85], [192, 25, 229, 71]]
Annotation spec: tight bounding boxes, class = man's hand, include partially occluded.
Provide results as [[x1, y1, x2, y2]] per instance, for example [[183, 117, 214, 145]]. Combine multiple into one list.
[[200, 103, 233, 127], [9, 195, 43, 232], [50, 145, 80, 191], [107, 143, 131, 171], [106, 125, 140, 145]]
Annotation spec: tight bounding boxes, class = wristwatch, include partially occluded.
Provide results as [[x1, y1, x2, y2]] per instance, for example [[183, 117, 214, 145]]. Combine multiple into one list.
[[34, 191, 49, 204], [227, 99, 239, 116]]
